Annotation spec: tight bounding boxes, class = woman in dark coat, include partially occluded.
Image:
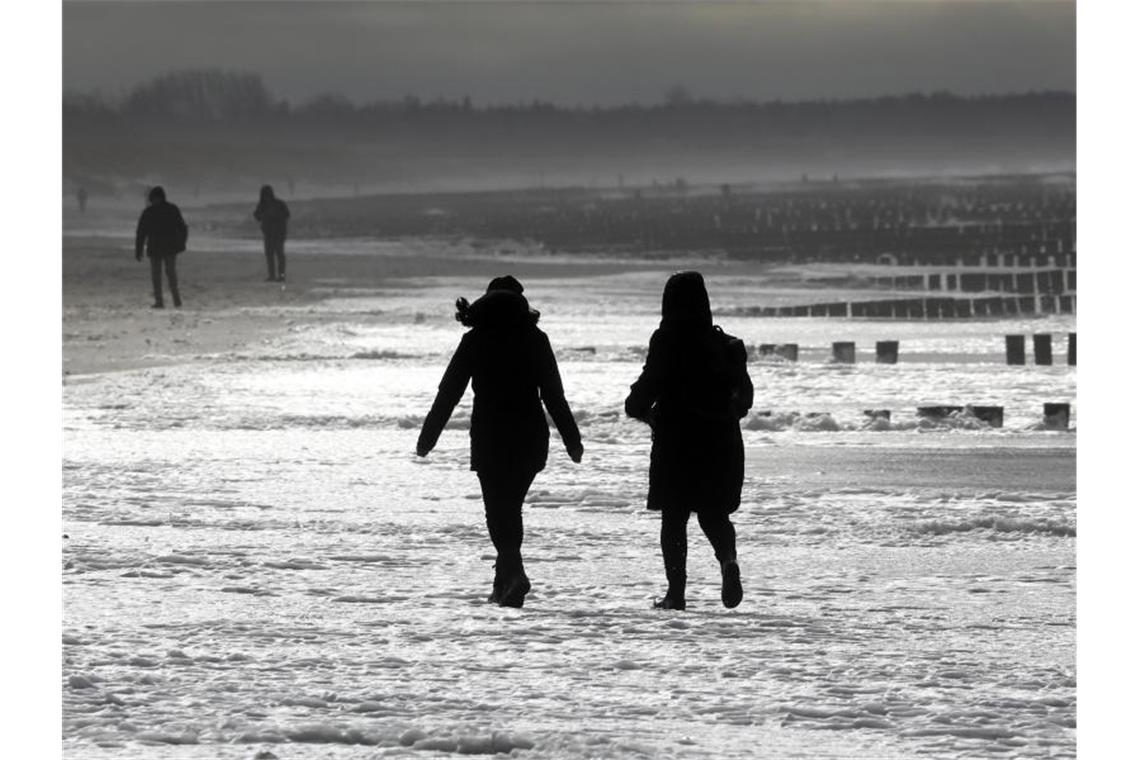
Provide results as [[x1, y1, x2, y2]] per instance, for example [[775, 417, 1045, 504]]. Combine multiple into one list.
[[417, 276, 583, 608], [625, 271, 753, 610]]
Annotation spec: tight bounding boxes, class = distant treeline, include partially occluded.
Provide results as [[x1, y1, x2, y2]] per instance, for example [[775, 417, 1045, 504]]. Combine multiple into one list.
[[63, 70, 1075, 195], [64, 69, 1075, 133]]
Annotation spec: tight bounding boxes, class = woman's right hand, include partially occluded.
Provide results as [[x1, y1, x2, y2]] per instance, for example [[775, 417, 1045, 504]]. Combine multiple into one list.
[[568, 442, 584, 463]]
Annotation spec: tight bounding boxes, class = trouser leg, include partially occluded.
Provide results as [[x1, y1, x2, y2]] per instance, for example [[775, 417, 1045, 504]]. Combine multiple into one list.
[[164, 255, 181, 307], [149, 256, 163, 305], [478, 470, 535, 578], [263, 237, 276, 279], [660, 505, 689, 598], [696, 511, 737, 564], [275, 238, 286, 278]]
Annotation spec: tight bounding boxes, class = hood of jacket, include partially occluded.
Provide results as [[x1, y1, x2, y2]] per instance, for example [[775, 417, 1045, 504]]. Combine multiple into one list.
[[463, 290, 538, 329]]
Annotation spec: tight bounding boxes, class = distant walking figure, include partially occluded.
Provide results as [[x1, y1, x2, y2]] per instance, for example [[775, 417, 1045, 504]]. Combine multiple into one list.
[[76, 186, 87, 213], [625, 271, 753, 610], [417, 276, 584, 608], [134, 186, 188, 309], [253, 184, 290, 282]]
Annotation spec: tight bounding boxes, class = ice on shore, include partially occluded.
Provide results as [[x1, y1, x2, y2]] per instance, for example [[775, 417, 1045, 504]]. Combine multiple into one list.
[[63, 264, 1075, 760]]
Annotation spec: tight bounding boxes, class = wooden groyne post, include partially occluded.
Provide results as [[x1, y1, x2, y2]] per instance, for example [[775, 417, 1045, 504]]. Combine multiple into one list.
[[775, 344, 799, 361], [876, 340, 899, 364], [1044, 403, 1071, 430], [967, 405, 1005, 428], [1033, 334, 1053, 366], [918, 405, 965, 420], [832, 341, 856, 363], [1005, 335, 1026, 365]]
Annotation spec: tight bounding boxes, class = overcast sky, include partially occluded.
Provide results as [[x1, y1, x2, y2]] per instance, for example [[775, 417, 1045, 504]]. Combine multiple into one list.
[[62, 1, 1075, 106]]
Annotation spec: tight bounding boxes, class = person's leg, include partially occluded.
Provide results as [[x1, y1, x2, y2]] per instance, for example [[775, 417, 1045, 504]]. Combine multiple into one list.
[[695, 511, 737, 563], [165, 255, 181, 307], [696, 511, 742, 608], [478, 471, 522, 576], [263, 235, 276, 280], [149, 256, 164, 307], [658, 505, 689, 608], [477, 470, 535, 606], [275, 236, 286, 280]]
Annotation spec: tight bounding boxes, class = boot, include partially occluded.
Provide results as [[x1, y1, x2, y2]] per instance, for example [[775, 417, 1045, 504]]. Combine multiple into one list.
[[721, 560, 743, 609], [653, 594, 686, 611], [499, 569, 531, 609], [656, 560, 686, 611], [487, 563, 504, 604]]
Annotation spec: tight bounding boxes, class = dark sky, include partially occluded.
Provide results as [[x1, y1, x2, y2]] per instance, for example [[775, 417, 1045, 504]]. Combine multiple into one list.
[[63, 1, 1075, 106]]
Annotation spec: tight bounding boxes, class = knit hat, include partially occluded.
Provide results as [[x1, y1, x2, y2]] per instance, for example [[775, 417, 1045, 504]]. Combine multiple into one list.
[[486, 275, 524, 295]]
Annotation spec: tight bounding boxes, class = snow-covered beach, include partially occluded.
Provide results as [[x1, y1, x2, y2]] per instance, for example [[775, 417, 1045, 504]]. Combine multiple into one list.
[[62, 226, 1075, 759]]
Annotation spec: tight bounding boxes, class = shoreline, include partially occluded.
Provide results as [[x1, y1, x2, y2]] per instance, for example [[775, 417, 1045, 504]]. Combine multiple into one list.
[[62, 233, 697, 377]]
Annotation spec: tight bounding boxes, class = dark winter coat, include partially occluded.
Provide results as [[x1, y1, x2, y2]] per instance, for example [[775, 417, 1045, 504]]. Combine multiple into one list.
[[254, 197, 290, 238], [418, 291, 581, 474], [625, 273, 753, 514], [134, 202, 188, 258]]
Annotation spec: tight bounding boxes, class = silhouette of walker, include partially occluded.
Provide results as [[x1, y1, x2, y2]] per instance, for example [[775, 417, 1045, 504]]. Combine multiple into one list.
[[417, 276, 584, 608], [76, 186, 87, 213], [134, 186, 188, 309], [253, 185, 290, 282], [625, 271, 753, 610]]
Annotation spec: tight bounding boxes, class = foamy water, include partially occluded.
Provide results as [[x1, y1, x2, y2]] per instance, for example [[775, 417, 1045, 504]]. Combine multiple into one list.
[[63, 255, 1075, 758]]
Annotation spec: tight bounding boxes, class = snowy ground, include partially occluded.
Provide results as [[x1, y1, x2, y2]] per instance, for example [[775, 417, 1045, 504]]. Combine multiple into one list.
[[63, 235, 1075, 759]]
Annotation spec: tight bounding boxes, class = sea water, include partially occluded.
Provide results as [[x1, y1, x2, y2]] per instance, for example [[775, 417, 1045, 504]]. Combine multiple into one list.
[[63, 251, 1075, 758]]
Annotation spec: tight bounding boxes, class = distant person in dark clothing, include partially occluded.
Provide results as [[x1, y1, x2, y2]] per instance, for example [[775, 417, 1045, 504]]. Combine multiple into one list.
[[76, 186, 87, 213], [134, 186, 188, 309], [625, 271, 753, 610], [417, 275, 584, 608], [253, 184, 290, 282]]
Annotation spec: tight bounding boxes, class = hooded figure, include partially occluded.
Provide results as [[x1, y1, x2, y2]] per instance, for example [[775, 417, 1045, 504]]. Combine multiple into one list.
[[253, 184, 290, 281], [625, 271, 753, 610], [417, 276, 583, 608], [134, 186, 188, 308]]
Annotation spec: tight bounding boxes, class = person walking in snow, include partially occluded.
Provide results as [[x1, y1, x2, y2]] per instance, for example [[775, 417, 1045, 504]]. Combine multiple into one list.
[[253, 184, 290, 282], [134, 186, 188, 309], [417, 276, 583, 608], [625, 271, 753, 610]]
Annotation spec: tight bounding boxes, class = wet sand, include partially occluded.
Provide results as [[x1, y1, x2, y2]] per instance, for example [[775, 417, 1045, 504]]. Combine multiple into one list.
[[63, 234, 694, 376], [750, 445, 1075, 492]]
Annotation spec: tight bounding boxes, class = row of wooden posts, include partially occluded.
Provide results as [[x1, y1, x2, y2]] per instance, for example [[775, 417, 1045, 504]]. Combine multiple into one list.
[[878, 250, 1076, 269], [866, 269, 1075, 295], [754, 334, 1076, 366], [1005, 333, 1076, 366], [735, 294, 1076, 319], [857, 403, 1072, 429], [756, 342, 895, 363]]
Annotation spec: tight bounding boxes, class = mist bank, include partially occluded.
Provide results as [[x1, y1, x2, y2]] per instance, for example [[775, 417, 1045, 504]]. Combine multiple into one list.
[[63, 72, 1074, 198]]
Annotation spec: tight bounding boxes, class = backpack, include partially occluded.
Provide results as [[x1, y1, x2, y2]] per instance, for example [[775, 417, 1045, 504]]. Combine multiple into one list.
[[716, 326, 753, 419]]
